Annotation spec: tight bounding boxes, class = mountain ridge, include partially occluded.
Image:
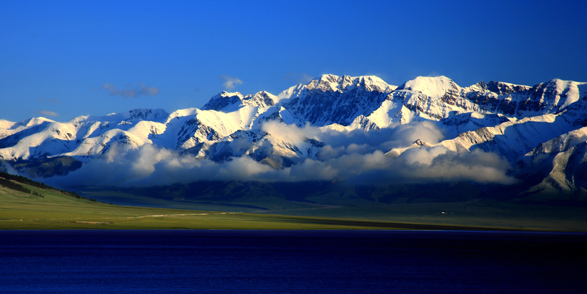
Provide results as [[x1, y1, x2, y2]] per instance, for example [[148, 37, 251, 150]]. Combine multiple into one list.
[[2, 74, 587, 199]]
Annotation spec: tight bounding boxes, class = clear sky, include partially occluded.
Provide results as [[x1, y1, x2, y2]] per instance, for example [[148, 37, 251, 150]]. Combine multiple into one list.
[[1, 0, 586, 122]]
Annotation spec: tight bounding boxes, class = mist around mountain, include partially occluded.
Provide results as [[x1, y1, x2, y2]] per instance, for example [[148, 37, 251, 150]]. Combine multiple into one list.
[[2, 74, 587, 211]]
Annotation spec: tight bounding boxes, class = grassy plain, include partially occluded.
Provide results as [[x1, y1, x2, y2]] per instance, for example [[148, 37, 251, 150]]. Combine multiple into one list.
[[0, 180, 509, 230], [0, 182, 433, 230], [1, 178, 586, 231], [81, 186, 587, 232]]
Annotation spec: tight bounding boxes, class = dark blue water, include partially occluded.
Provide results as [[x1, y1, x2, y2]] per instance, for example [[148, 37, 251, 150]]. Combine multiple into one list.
[[0, 230, 586, 293]]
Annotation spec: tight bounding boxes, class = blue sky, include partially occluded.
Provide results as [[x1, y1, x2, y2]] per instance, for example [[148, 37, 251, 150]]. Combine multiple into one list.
[[1, 0, 586, 122]]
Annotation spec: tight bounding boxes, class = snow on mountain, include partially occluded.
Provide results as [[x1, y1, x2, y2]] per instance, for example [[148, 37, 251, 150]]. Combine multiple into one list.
[[397, 76, 458, 99], [203, 91, 278, 112], [2, 74, 587, 197], [524, 127, 587, 165], [0, 120, 17, 134], [517, 126, 587, 195], [70, 108, 169, 125], [202, 91, 245, 112], [281, 75, 395, 126], [438, 113, 575, 161]]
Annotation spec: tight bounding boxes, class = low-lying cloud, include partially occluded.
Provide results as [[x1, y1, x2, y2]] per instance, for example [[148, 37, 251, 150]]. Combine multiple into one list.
[[46, 121, 516, 188]]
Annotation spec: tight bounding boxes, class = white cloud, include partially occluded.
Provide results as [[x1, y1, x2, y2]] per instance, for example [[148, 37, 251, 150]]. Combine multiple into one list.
[[45, 121, 516, 188], [219, 75, 243, 90], [101, 82, 160, 97], [37, 110, 59, 117], [261, 121, 311, 146]]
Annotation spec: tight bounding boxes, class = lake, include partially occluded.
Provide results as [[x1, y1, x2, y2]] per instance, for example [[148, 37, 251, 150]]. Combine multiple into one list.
[[0, 230, 586, 293]]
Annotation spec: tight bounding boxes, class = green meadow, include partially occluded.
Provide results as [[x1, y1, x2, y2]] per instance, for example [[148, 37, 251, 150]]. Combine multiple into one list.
[[1, 174, 586, 231], [0, 183, 495, 230]]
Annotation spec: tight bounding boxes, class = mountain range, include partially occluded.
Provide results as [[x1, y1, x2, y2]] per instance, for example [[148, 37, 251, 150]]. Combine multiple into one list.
[[2, 74, 587, 205]]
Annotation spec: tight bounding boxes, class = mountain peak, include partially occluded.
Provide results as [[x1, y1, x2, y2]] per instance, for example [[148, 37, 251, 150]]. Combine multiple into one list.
[[319, 73, 339, 81], [23, 117, 55, 126], [305, 74, 344, 92], [124, 108, 169, 122], [243, 91, 278, 108], [305, 74, 394, 93], [486, 81, 529, 95], [0, 119, 15, 130], [202, 91, 245, 111], [220, 90, 244, 97], [398, 76, 459, 98]]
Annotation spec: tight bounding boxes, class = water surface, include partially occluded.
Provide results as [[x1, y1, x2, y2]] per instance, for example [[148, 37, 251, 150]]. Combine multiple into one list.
[[1, 230, 585, 293]]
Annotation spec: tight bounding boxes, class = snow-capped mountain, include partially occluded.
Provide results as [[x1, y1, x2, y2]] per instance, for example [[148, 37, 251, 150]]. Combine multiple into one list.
[[2, 74, 587, 198]]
